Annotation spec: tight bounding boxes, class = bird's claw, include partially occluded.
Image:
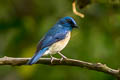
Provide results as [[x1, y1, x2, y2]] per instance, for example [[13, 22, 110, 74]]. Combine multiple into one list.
[[60, 57, 67, 63], [50, 57, 57, 64]]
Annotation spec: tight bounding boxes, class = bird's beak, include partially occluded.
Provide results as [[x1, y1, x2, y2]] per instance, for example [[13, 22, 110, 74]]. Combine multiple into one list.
[[74, 24, 80, 29]]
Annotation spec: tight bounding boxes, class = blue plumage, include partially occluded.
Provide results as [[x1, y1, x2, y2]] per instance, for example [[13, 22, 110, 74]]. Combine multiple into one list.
[[27, 16, 78, 65], [27, 47, 49, 65]]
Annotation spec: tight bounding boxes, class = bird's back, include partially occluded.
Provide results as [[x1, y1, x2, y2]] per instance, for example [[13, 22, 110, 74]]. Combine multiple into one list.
[[43, 31, 71, 55], [36, 23, 70, 53]]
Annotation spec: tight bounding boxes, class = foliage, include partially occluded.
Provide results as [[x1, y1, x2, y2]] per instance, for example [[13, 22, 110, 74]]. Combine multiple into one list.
[[0, 0, 120, 80]]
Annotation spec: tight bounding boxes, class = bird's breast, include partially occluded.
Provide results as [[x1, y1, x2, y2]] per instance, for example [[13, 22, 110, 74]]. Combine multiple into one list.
[[48, 31, 71, 54]]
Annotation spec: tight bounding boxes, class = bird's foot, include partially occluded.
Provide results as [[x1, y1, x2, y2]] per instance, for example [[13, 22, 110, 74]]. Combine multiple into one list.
[[57, 52, 67, 63], [50, 57, 57, 64], [60, 56, 67, 63]]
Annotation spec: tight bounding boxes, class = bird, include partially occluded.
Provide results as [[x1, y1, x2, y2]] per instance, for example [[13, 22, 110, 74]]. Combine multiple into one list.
[[27, 16, 79, 65]]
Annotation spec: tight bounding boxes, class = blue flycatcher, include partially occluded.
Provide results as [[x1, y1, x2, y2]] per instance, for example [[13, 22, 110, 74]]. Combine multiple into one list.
[[27, 17, 78, 65]]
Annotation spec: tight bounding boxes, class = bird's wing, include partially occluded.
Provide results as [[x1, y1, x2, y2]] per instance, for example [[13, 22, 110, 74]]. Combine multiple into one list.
[[35, 30, 67, 53], [27, 31, 68, 65]]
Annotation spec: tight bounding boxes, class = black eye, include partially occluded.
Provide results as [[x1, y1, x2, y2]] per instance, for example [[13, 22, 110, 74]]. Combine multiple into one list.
[[66, 19, 74, 25]]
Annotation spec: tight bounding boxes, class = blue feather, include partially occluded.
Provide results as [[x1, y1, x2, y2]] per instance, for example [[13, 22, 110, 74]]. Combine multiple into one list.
[[27, 47, 49, 65], [35, 25, 68, 53]]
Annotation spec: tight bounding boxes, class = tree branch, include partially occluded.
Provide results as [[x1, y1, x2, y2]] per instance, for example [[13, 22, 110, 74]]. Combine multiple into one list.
[[72, 0, 85, 18], [0, 56, 120, 79]]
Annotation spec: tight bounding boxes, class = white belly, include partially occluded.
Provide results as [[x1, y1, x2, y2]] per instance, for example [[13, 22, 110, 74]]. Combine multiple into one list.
[[43, 31, 71, 56]]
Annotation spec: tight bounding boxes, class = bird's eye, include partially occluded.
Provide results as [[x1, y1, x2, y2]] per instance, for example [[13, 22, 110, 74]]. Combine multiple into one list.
[[66, 19, 74, 25]]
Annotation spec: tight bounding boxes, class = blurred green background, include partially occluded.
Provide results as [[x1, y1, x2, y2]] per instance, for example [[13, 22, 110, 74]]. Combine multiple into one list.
[[0, 0, 120, 80]]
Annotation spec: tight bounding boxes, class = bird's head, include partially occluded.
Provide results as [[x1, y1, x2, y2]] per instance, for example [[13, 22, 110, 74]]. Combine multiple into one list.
[[57, 17, 79, 30]]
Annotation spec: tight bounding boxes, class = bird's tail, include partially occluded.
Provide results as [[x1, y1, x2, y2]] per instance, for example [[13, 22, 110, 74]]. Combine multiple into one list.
[[27, 47, 49, 65]]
